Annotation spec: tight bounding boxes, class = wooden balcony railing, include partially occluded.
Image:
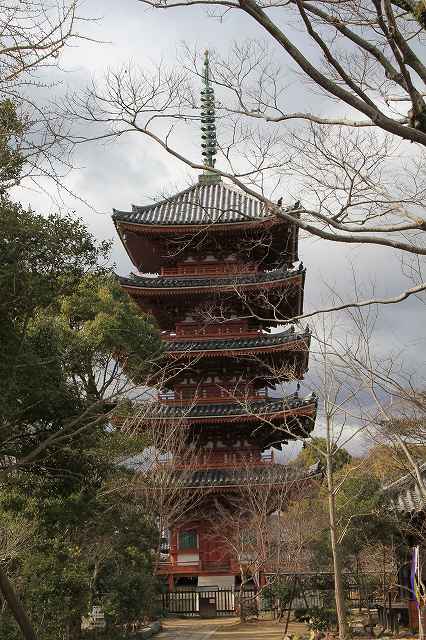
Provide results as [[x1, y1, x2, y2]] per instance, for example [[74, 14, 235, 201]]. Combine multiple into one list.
[[164, 322, 260, 340], [199, 451, 273, 467], [172, 449, 274, 469], [201, 561, 231, 572], [160, 264, 257, 277], [166, 330, 260, 340], [158, 388, 267, 405], [159, 557, 232, 572]]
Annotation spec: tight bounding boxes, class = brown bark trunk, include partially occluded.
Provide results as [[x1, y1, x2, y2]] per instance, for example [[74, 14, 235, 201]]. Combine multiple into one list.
[[66, 616, 82, 640], [419, 606, 425, 640], [326, 446, 349, 640], [0, 565, 38, 640], [239, 572, 250, 622]]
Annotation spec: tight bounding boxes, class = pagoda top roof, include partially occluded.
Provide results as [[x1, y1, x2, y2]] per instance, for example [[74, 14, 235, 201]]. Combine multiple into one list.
[[137, 392, 316, 421], [119, 264, 304, 292], [113, 180, 281, 228], [178, 460, 322, 488], [165, 327, 310, 355]]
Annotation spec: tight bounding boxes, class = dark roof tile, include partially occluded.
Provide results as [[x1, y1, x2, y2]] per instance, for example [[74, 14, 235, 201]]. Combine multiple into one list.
[[178, 460, 322, 487], [119, 265, 304, 290], [165, 328, 309, 353], [139, 393, 317, 420], [113, 181, 274, 226], [383, 462, 426, 513]]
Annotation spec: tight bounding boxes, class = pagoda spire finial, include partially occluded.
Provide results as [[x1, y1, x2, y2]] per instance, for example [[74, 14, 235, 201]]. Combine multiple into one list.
[[199, 49, 220, 184]]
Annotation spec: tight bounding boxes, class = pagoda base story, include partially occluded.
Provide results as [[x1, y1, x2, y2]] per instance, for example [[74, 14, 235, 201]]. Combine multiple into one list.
[[164, 573, 258, 591]]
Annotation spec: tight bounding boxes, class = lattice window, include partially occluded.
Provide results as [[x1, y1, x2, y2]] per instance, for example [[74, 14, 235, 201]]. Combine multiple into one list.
[[179, 529, 198, 550]]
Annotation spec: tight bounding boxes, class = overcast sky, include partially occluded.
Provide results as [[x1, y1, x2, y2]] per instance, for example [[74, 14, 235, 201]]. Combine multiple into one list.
[[13, 0, 425, 456]]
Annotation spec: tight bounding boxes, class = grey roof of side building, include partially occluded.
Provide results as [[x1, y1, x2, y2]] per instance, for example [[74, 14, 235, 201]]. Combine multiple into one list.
[[140, 392, 317, 419], [120, 265, 304, 291], [113, 181, 277, 226], [165, 328, 310, 354], [179, 460, 323, 488], [383, 462, 426, 513]]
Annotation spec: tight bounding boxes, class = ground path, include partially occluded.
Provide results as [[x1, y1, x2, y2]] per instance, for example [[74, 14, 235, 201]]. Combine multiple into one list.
[[157, 618, 309, 640]]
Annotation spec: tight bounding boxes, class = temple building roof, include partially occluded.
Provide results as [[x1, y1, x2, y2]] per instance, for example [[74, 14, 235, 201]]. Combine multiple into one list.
[[113, 181, 277, 227], [119, 265, 304, 293], [383, 462, 426, 513], [165, 328, 310, 357], [178, 460, 323, 488], [136, 392, 316, 422]]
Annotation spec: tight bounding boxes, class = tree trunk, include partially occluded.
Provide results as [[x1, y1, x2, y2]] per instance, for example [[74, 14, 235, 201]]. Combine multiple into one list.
[[0, 565, 38, 640], [419, 606, 425, 640], [239, 572, 250, 622], [66, 615, 82, 640], [326, 446, 349, 640]]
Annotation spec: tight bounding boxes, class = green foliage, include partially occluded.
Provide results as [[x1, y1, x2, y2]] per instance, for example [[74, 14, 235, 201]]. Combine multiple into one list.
[[101, 571, 160, 626], [295, 606, 338, 631], [0, 122, 163, 637], [0, 99, 25, 188], [294, 578, 340, 631], [310, 465, 398, 568], [334, 467, 381, 519], [31, 273, 162, 397], [0, 202, 161, 464], [1, 201, 110, 317], [0, 202, 111, 435], [295, 437, 352, 471], [264, 579, 299, 605], [334, 466, 395, 552], [0, 464, 159, 640]]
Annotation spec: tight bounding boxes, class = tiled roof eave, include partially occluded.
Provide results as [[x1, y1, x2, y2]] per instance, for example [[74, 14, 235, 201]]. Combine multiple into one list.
[[169, 405, 316, 424], [113, 216, 282, 234], [165, 334, 311, 358], [383, 462, 426, 492], [167, 344, 307, 359], [137, 401, 317, 425], [174, 461, 323, 489], [183, 477, 319, 491], [120, 270, 304, 296], [382, 462, 426, 513]]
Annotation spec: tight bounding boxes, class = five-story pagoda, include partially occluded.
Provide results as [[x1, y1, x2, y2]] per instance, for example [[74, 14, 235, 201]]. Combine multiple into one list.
[[113, 52, 317, 592]]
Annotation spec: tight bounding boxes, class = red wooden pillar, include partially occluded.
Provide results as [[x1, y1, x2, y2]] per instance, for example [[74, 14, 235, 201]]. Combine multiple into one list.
[[259, 572, 267, 588], [168, 574, 174, 592], [408, 600, 417, 630]]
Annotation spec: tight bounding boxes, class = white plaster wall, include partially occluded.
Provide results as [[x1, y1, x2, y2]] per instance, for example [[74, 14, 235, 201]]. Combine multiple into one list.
[[198, 575, 235, 589], [176, 553, 199, 564]]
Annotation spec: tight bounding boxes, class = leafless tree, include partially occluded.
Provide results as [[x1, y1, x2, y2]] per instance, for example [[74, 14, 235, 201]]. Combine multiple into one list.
[[334, 302, 426, 500], [63, 1, 426, 311], [301, 317, 369, 640], [0, 1, 96, 191], [120, 403, 204, 574], [132, 0, 426, 142], [203, 464, 319, 620]]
